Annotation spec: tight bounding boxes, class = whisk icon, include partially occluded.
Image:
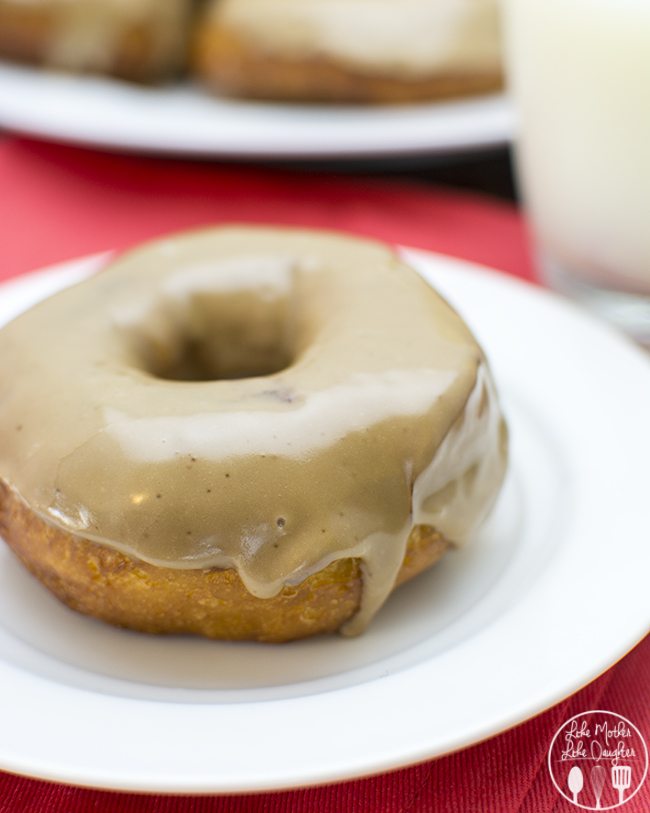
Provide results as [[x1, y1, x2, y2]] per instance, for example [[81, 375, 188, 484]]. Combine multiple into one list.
[[590, 765, 605, 809]]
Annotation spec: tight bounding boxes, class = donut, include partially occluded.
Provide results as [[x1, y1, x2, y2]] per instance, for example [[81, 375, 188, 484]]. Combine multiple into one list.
[[0, 0, 193, 83], [0, 227, 508, 641], [193, 0, 503, 103]]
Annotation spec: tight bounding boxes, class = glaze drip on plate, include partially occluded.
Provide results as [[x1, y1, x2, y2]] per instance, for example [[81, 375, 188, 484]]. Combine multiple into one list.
[[0, 227, 508, 633]]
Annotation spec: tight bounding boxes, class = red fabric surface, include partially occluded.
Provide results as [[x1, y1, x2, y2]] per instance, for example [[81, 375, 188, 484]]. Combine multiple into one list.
[[0, 138, 533, 283], [0, 137, 647, 813]]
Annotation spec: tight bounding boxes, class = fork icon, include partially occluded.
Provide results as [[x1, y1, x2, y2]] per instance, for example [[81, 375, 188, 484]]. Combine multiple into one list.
[[611, 765, 632, 805]]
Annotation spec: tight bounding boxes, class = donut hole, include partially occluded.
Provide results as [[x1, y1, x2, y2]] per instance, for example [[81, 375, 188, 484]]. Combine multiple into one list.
[[129, 291, 296, 382], [151, 333, 293, 382]]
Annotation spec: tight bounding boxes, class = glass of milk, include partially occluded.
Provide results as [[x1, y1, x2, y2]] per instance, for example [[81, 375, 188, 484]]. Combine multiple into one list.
[[502, 0, 650, 346]]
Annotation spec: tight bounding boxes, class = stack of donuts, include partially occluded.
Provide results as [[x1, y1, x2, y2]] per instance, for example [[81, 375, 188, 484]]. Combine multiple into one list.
[[0, 0, 503, 102]]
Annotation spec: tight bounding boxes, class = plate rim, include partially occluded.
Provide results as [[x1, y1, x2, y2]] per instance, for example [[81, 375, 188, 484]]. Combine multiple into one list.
[[0, 60, 514, 159]]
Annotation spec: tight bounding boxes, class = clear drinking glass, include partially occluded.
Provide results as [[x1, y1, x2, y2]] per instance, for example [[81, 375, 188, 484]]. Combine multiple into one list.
[[502, 0, 650, 346]]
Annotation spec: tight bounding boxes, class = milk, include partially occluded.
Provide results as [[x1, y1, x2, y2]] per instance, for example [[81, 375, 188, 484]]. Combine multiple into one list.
[[504, 0, 650, 295]]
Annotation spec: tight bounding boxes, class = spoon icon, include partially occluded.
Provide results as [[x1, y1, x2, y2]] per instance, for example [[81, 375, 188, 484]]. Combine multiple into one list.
[[591, 765, 606, 809], [568, 766, 584, 805]]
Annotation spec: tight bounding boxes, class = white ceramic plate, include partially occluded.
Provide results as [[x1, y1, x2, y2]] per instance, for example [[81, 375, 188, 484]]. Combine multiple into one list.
[[0, 61, 513, 158], [0, 249, 648, 794]]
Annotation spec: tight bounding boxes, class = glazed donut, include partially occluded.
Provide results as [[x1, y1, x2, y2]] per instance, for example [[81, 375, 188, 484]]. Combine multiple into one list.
[[0, 0, 192, 83], [193, 0, 503, 103], [0, 227, 507, 641]]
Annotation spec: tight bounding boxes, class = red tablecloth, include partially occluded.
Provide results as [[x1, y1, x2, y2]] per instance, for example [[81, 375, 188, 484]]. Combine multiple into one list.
[[0, 138, 647, 813], [0, 139, 534, 283]]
